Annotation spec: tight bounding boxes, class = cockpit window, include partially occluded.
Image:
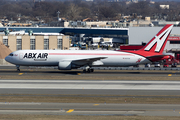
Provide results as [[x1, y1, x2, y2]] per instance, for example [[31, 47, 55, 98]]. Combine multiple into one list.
[[9, 53, 13, 56]]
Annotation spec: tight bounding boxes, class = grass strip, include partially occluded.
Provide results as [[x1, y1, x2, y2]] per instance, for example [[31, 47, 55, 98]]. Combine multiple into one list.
[[0, 94, 180, 104]]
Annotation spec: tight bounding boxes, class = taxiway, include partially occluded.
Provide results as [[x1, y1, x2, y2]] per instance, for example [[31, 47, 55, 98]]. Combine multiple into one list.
[[0, 103, 179, 116]]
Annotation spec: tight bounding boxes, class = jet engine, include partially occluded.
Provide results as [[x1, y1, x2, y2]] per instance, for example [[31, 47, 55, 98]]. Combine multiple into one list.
[[58, 61, 72, 70]]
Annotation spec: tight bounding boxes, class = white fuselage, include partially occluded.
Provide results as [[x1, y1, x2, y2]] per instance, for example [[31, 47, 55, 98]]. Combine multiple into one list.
[[5, 50, 151, 68]]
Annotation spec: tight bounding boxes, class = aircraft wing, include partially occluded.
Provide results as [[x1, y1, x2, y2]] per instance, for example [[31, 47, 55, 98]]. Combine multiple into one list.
[[62, 57, 107, 66]]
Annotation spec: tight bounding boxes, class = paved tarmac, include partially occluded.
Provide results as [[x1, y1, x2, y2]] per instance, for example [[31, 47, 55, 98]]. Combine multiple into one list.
[[1, 65, 180, 71], [0, 68, 180, 116], [1, 65, 180, 80], [0, 68, 180, 80], [0, 103, 179, 116]]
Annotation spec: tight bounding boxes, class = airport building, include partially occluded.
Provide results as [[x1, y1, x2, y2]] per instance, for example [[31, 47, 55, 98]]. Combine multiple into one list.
[[0, 27, 129, 49], [0, 33, 70, 65], [0, 34, 70, 52], [0, 26, 180, 53]]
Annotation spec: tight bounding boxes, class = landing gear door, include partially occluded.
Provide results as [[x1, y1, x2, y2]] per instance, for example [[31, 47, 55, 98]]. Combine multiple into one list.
[[19, 53, 24, 60]]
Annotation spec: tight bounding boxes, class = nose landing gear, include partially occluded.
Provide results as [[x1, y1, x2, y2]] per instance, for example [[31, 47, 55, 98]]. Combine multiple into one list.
[[16, 65, 20, 71]]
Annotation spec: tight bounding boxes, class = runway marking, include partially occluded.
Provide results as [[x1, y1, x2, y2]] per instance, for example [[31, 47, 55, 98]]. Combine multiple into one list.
[[93, 104, 99, 106], [168, 74, 172, 76], [66, 109, 74, 113], [18, 73, 23, 76]]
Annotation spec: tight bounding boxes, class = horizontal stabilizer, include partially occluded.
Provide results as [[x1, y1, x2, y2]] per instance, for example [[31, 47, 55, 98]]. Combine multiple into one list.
[[146, 55, 169, 62], [146, 55, 167, 58]]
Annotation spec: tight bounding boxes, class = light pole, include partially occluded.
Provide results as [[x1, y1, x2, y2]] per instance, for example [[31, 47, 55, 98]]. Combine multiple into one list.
[[57, 11, 60, 21]]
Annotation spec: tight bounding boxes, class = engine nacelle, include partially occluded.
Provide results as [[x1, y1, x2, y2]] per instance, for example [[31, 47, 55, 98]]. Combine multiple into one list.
[[58, 61, 72, 70]]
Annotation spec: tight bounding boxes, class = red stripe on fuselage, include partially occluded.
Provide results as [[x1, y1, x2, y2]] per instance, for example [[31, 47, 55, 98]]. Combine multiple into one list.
[[49, 53, 135, 56]]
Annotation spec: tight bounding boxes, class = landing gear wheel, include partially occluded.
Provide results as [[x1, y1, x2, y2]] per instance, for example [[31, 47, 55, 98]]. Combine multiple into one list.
[[87, 69, 91, 73], [90, 69, 94, 72], [83, 69, 86, 73], [83, 68, 94, 73]]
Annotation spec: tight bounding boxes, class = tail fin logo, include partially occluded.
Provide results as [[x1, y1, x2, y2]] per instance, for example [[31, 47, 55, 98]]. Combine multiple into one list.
[[144, 25, 173, 52], [136, 58, 142, 63]]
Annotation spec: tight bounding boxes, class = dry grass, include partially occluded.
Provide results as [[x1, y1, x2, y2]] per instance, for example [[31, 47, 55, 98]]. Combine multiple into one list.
[[0, 94, 180, 104]]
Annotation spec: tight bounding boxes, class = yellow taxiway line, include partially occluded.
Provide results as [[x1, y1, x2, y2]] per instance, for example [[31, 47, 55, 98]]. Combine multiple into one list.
[[93, 104, 99, 106], [18, 73, 23, 76], [66, 109, 74, 113], [168, 74, 172, 76]]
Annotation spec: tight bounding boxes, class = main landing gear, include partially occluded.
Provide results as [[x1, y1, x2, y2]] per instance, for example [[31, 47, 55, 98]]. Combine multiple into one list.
[[16, 65, 20, 71], [83, 68, 94, 73], [83, 66, 94, 73]]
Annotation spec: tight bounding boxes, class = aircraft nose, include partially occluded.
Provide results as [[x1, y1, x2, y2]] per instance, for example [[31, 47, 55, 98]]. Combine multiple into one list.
[[5, 56, 11, 62]]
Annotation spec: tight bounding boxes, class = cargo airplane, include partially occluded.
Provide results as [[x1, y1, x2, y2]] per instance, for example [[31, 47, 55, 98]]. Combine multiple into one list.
[[5, 24, 173, 72]]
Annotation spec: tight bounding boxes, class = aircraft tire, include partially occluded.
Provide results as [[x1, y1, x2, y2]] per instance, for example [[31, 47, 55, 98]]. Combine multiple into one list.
[[87, 69, 91, 73], [90, 69, 94, 72]]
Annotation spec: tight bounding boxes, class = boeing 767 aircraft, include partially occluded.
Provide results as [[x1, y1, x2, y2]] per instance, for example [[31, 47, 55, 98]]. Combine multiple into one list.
[[5, 24, 173, 72]]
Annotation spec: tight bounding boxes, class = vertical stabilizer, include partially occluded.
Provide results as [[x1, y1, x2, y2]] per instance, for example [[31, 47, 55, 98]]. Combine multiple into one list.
[[139, 24, 173, 54]]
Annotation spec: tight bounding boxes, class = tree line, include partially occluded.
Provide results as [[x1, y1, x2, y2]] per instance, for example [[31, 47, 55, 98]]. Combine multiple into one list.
[[0, 0, 180, 23]]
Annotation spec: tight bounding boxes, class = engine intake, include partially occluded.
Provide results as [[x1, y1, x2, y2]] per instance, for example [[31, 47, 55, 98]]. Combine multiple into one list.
[[58, 61, 72, 70]]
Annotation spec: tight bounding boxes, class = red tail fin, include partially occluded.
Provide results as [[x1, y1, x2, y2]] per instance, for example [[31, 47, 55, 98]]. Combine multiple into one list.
[[139, 24, 173, 54]]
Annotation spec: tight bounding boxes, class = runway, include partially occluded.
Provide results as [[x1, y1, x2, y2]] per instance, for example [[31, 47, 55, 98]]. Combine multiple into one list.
[[0, 80, 180, 95], [1, 80, 180, 90]]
